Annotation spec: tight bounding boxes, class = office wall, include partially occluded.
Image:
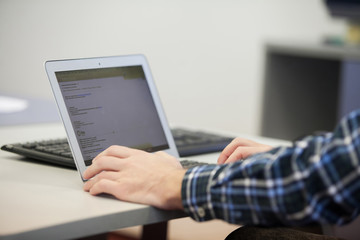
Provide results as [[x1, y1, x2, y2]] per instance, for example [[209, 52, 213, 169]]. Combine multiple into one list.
[[0, 0, 345, 135]]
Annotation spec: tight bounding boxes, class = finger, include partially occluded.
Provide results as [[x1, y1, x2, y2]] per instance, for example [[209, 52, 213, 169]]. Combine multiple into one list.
[[222, 147, 252, 164], [218, 138, 254, 164], [83, 156, 124, 179], [83, 171, 120, 191], [87, 178, 123, 199], [93, 145, 141, 162], [224, 146, 269, 164], [218, 139, 238, 164], [218, 137, 266, 164]]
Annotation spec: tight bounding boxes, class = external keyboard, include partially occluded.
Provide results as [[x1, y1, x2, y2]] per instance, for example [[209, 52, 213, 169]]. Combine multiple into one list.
[[1, 128, 233, 169]]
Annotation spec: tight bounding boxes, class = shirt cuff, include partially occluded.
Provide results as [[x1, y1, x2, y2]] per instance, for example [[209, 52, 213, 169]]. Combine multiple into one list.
[[181, 164, 221, 222]]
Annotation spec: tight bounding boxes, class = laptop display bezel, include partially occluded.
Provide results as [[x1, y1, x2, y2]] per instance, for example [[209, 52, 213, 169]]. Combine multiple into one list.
[[45, 55, 179, 181]]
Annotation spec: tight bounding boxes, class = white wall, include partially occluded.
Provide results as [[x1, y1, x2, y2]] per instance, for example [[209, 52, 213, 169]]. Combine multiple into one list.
[[0, 0, 346, 135]]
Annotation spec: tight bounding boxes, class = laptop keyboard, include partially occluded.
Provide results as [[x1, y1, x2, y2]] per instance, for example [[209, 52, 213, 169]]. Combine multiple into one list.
[[1, 128, 233, 169]]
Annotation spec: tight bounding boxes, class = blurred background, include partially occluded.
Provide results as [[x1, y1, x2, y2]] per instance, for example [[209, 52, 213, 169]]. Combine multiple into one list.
[[0, 0, 351, 135], [1, 1, 360, 239]]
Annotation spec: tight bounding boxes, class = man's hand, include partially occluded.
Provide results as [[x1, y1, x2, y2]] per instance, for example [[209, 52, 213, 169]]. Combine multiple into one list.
[[218, 137, 273, 164], [83, 146, 186, 210]]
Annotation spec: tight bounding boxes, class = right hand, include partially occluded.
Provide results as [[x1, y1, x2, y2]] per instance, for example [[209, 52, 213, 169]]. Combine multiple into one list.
[[217, 137, 273, 164], [83, 146, 186, 210]]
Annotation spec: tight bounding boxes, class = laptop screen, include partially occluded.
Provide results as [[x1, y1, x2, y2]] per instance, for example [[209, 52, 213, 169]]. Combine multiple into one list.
[[55, 66, 169, 166]]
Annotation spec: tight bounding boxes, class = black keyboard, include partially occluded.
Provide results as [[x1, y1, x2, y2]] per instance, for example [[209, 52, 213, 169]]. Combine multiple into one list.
[[171, 128, 233, 157], [1, 128, 233, 169]]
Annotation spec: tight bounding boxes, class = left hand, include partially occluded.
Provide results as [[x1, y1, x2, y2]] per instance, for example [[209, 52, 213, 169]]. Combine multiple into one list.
[[218, 137, 273, 164], [83, 146, 186, 210]]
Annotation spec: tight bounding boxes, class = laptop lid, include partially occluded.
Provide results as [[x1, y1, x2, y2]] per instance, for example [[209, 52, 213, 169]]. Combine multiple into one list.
[[45, 55, 179, 181]]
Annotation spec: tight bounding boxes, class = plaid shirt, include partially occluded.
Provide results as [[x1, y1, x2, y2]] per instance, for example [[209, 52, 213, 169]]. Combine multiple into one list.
[[181, 109, 360, 226]]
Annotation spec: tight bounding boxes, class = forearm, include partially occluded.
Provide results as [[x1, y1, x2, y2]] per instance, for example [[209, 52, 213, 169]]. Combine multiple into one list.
[[182, 110, 360, 226]]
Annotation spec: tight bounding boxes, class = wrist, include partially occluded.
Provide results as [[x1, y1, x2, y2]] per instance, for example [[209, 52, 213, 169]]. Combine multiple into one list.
[[162, 169, 186, 210]]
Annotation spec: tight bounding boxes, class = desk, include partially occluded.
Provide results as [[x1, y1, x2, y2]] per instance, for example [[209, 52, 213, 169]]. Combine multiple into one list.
[[0, 123, 289, 240]]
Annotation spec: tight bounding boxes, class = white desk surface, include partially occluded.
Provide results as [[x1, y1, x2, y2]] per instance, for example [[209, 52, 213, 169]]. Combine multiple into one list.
[[0, 123, 290, 240]]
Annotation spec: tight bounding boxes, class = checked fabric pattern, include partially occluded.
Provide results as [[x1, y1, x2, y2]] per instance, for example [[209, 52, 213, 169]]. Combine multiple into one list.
[[182, 109, 360, 226]]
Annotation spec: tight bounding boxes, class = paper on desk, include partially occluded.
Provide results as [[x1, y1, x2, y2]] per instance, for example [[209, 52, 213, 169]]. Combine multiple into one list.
[[0, 96, 29, 113]]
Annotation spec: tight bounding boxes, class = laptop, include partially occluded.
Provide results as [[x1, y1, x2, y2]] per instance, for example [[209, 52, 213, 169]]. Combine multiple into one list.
[[45, 55, 185, 181]]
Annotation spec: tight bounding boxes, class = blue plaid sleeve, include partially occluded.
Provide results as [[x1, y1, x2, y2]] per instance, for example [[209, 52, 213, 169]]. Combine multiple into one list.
[[181, 109, 360, 226]]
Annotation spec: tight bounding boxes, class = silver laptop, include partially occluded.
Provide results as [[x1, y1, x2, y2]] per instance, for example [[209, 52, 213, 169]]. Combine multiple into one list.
[[45, 55, 179, 181]]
